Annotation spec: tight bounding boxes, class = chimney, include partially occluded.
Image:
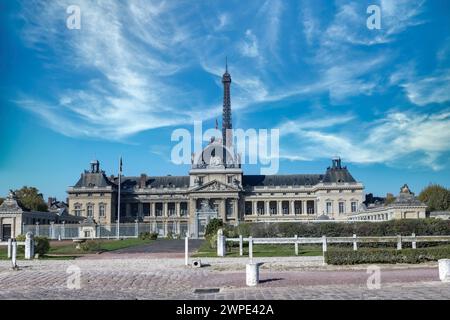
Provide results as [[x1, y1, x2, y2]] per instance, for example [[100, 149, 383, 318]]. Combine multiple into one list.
[[47, 197, 54, 208], [139, 174, 147, 188]]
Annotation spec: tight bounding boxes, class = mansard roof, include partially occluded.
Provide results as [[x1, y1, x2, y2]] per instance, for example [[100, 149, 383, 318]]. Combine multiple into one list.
[[117, 176, 190, 189], [322, 167, 357, 183], [74, 172, 115, 188], [243, 174, 324, 187]]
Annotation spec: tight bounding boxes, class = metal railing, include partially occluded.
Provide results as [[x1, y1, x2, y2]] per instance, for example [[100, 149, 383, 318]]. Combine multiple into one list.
[[21, 222, 190, 240]]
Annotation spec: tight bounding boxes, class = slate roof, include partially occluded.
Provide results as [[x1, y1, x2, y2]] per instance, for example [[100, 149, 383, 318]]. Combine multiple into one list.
[[322, 167, 357, 183], [74, 172, 115, 188], [116, 176, 190, 189], [243, 174, 324, 187]]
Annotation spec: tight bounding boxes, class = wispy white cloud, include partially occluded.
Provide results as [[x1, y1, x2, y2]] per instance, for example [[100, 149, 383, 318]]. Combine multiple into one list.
[[239, 29, 259, 58], [278, 110, 450, 170], [390, 65, 450, 106]]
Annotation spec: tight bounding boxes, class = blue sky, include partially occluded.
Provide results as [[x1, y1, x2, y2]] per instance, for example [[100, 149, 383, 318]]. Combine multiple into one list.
[[1, 0, 449, 200]]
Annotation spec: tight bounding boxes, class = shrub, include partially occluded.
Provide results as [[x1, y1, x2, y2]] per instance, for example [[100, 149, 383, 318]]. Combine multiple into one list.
[[34, 237, 50, 255], [80, 240, 102, 252], [139, 232, 158, 240], [325, 246, 450, 265], [229, 219, 450, 238], [149, 232, 158, 240]]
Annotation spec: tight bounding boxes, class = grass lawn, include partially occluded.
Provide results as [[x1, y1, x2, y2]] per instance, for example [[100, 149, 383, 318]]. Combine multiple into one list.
[[192, 242, 323, 257], [48, 238, 153, 255], [0, 238, 153, 260]]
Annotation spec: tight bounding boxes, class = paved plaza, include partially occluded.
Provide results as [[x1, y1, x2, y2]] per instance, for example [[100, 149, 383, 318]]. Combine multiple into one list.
[[0, 253, 449, 300]]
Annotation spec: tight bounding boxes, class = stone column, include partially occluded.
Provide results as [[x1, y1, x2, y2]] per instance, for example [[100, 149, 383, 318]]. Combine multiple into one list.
[[138, 203, 143, 220], [164, 222, 168, 237], [291, 201, 295, 215], [278, 201, 282, 215], [151, 202, 156, 217], [164, 202, 168, 217], [35, 222, 40, 237], [220, 199, 226, 222], [253, 201, 257, 216], [233, 199, 239, 221], [266, 201, 270, 216], [176, 202, 181, 217], [303, 201, 307, 215]]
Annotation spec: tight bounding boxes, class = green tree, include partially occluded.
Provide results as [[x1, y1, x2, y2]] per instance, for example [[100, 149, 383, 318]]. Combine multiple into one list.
[[14, 186, 48, 212], [418, 184, 450, 212], [205, 218, 224, 238], [385, 193, 396, 205]]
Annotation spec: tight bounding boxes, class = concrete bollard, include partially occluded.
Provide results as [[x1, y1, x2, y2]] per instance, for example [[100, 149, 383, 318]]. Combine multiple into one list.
[[353, 234, 357, 251], [185, 235, 189, 266], [217, 229, 226, 257], [397, 235, 402, 250], [7, 238, 12, 259], [239, 235, 243, 256], [11, 239, 17, 269], [192, 259, 202, 268], [294, 235, 298, 256], [412, 233, 416, 249], [438, 259, 450, 282], [25, 232, 35, 260], [246, 263, 263, 286]]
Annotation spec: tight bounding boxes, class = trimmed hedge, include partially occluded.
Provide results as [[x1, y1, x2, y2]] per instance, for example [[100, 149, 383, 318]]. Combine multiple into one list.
[[232, 219, 450, 238], [325, 246, 450, 265]]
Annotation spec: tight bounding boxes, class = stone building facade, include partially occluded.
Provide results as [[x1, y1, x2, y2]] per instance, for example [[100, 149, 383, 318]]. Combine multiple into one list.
[[0, 191, 83, 240], [67, 65, 365, 237], [347, 184, 427, 221]]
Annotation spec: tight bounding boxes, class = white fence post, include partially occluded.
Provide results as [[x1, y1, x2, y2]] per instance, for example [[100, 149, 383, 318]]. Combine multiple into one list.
[[397, 235, 402, 250], [11, 239, 17, 269], [185, 235, 189, 266], [50, 222, 55, 239], [249, 236, 253, 263], [135, 220, 139, 238], [294, 235, 299, 256], [7, 238, 12, 259], [61, 221, 65, 239], [239, 235, 243, 256], [412, 233, 416, 249], [25, 232, 34, 260], [353, 234, 357, 251], [322, 235, 327, 253]]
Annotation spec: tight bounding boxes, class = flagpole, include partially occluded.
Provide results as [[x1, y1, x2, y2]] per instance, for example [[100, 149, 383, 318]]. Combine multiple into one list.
[[117, 157, 122, 240]]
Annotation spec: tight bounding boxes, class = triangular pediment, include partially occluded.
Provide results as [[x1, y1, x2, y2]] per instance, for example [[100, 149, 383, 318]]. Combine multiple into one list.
[[191, 180, 239, 192]]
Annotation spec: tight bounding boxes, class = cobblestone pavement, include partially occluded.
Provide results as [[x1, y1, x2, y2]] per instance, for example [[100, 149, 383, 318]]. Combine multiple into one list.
[[0, 258, 449, 300]]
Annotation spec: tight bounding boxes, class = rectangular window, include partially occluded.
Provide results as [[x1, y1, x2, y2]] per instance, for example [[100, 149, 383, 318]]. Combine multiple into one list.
[[74, 204, 82, 216], [351, 202, 357, 213], [227, 176, 233, 184], [99, 204, 106, 217], [180, 202, 188, 216], [339, 202, 344, 214], [87, 205, 93, 217], [326, 202, 332, 214]]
